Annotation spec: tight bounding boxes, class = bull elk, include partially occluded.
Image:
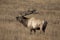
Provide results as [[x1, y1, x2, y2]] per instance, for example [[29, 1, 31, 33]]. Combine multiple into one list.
[[16, 9, 48, 34]]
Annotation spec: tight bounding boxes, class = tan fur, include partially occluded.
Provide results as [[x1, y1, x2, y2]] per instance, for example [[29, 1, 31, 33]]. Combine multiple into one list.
[[27, 17, 45, 31]]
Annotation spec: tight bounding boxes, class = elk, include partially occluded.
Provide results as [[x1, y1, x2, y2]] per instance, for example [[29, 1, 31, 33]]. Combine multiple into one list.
[[16, 9, 47, 34]]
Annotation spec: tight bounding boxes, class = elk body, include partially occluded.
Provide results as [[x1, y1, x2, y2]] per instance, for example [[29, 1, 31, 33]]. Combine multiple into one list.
[[16, 16, 47, 34], [16, 9, 47, 34]]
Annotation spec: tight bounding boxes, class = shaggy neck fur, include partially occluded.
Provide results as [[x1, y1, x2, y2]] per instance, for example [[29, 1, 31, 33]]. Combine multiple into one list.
[[21, 16, 28, 27]]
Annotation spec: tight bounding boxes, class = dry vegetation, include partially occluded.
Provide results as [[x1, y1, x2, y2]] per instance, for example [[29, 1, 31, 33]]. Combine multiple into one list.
[[0, 0, 60, 40]]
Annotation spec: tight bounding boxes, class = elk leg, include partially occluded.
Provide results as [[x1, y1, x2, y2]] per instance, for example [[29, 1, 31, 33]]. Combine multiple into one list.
[[30, 29, 33, 34], [30, 28, 36, 34], [33, 29, 36, 33], [40, 25, 43, 34]]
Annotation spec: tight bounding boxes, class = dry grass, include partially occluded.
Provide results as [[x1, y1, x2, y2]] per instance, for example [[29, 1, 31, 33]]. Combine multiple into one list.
[[0, 0, 60, 40]]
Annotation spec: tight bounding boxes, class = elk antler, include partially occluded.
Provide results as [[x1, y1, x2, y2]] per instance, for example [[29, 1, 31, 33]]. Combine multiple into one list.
[[21, 9, 37, 16]]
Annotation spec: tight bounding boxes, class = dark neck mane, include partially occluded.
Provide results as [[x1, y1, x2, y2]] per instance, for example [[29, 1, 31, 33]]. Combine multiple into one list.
[[21, 16, 28, 27]]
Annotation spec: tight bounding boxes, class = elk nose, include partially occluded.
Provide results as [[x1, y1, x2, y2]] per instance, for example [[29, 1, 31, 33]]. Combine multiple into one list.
[[16, 17, 19, 20]]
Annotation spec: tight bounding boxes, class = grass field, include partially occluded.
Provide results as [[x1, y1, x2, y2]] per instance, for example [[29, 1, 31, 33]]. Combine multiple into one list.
[[0, 0, 60, 40]]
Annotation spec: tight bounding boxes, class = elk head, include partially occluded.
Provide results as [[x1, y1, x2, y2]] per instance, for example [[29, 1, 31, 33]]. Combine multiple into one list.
[[16, 9, 37, 27]]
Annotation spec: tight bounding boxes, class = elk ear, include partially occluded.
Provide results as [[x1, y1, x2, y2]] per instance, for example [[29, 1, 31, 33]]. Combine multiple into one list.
[[22, 16, 28, 19]]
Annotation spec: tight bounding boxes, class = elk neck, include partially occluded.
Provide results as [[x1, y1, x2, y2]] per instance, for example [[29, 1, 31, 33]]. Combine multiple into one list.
[[21, 17, 28, 27]]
